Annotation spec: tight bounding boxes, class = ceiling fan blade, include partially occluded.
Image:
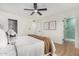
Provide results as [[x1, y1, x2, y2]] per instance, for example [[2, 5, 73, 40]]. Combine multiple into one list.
[[34, 3, 37, 10], [37, 12, 42, 15], [30, 12, 35, 15], [38, 8, 47, 11], [24, 9, 33, 11]]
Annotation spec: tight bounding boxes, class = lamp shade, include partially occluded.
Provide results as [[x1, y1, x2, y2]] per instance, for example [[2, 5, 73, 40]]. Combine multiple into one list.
[[7, 29, 16, 37]]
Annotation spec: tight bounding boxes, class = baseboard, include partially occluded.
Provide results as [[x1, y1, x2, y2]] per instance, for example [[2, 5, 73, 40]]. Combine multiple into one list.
[[64, 39, 75, 42]]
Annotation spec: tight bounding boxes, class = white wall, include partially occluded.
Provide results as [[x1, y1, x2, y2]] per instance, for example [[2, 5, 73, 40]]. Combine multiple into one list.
[[75, 16, 79, 48], [0, 10, 32, 36]]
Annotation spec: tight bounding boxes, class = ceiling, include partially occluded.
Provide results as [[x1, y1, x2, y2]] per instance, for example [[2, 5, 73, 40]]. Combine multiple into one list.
[[0, 3, 79, 18]]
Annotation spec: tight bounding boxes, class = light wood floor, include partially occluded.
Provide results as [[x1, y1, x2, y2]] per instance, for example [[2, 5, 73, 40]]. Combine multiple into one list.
[[54, 41, 79, 56]]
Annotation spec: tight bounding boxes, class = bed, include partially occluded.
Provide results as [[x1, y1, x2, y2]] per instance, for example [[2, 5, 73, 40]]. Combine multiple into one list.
[[0, 26, 56, 56], [0, 35, 56, 56]]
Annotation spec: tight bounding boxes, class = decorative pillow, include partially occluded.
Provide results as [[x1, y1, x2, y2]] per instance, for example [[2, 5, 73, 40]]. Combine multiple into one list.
[[0, 29, 8, 48]]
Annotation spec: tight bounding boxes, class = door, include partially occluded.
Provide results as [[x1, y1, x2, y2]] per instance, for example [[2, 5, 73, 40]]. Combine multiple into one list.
[[8, 19, 18, 33]]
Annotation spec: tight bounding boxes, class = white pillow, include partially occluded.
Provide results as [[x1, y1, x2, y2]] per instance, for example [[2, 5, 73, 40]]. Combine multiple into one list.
[[0, 29, 7, 48]]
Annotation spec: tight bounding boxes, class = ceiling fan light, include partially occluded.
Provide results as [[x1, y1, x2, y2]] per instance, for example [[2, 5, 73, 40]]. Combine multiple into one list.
[[34, 10, 37, 12]]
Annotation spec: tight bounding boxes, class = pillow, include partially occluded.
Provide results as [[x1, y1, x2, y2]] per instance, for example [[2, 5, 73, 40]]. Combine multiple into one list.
[[0, 29, 8, 48]]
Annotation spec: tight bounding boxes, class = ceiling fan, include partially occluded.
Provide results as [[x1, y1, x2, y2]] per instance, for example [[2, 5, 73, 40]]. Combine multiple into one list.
[[24, 3, 47, 15]]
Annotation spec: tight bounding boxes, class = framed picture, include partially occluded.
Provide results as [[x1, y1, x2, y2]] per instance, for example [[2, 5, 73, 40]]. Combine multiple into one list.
[[43, 21, 56, 30]]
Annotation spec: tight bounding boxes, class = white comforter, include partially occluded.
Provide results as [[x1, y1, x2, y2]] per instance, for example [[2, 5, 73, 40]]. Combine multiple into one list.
[[15, 36, 44, 56], [0, 36, 44, 56], [0, 44, 16, 56]]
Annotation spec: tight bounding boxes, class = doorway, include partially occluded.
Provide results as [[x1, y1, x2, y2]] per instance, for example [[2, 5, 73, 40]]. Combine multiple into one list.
[[8, 19, 18, 33], [64, 17, 76, 42]]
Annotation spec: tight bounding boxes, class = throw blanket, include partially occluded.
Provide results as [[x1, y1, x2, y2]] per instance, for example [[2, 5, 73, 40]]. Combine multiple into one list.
[[28, 34, 53, 56]]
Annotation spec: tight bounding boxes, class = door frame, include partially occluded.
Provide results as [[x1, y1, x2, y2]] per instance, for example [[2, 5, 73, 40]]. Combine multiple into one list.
[[63, 17, 76, 42]]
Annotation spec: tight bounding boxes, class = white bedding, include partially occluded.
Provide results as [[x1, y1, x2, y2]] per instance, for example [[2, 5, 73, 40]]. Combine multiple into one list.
[[0, 44, 16, 56], [15, 36, 44, 56], [0, 35, 44, 56], [0, 29, 7, 48], [0, 35, 56, 56]]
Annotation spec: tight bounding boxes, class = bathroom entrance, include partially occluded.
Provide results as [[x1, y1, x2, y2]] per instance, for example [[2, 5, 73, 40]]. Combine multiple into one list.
[[64, 17, 76, 42]]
